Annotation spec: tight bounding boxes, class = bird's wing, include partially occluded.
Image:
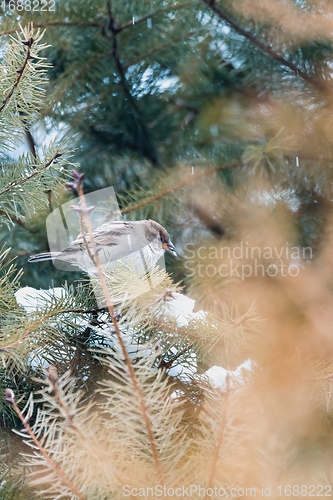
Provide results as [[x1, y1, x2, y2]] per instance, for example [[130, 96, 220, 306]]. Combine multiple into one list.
[[72, 221, 132, 247], [59, 220, 162, 262], [61, 221, 158, 263]]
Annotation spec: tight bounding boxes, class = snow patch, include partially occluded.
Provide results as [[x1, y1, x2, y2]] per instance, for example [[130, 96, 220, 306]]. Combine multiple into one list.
[[15, 286, 66, 313]]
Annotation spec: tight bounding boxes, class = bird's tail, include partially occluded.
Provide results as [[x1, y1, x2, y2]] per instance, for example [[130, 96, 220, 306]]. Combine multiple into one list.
[[28, 252, 59, 263]]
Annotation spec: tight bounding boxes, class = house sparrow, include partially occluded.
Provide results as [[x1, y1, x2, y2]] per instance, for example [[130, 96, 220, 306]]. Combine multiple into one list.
[[29, 219, 176, 272]]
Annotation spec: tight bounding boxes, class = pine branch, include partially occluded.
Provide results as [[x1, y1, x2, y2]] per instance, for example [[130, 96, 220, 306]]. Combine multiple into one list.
[[205, 378, 230, 498], [0, 21, 104, 38], [47, 367, 126, 487], [118, 154, 333, 216], [119, 162, 239, 215], [0, 4, 193, 38], [286, 154, 333, 164], [116, 2, 194, 33], [105, 5, 159, 166], [4, 389, 87, 500], [41, 53, 110, 117], [67, 85, 117, 127], [0, 36, 34, 114], [62, 306, 107, 315], [0, 151, 62, 198], [0, 209, 37, 234], [0, 301, 102, 352], [125, 30, 197, 68], [158, 346, 191, 370], [1, 312, 60, 352], [201, 0, 324, 91], [18, 107, 37, 159]]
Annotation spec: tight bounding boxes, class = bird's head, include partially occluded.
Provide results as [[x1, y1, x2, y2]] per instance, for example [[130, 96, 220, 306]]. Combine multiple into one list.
[[148, 220, 177, 256]]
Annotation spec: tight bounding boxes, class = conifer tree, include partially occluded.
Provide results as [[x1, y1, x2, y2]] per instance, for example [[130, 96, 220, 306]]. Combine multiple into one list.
[[1, 2, 333, 499]]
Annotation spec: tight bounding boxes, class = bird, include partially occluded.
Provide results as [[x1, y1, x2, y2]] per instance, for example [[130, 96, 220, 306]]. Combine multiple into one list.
[[29, 219, 176, 273]]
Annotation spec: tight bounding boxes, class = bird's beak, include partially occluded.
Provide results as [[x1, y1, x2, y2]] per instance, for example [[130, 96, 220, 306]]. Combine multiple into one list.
[[163, 242, 177, 256]]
